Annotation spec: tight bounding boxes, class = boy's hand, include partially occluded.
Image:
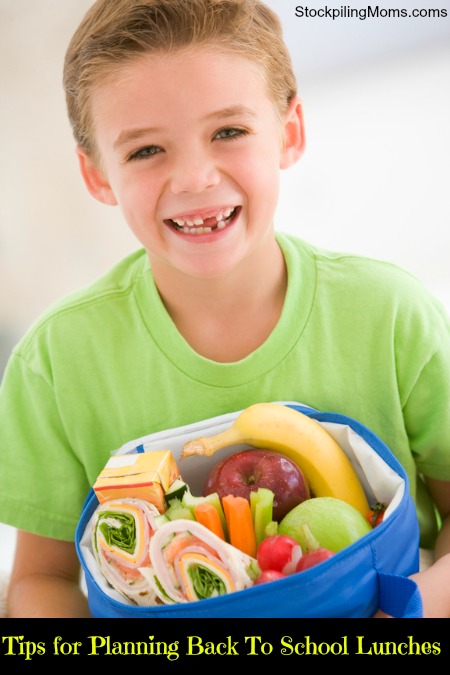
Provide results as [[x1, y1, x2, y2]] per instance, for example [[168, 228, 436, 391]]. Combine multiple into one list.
[[407, 556, 450, 618], [7, 531, 90, 618], [372, 554, 450, 619], [372, 609, 392, 618]]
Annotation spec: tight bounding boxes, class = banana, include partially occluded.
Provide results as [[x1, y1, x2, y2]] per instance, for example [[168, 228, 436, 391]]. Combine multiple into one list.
[[181, 403, 369, 516]]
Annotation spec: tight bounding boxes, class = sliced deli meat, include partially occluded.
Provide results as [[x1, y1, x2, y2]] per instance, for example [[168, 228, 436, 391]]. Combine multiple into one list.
[[139, 519, 255, 604], [91, 497, 160, 606]]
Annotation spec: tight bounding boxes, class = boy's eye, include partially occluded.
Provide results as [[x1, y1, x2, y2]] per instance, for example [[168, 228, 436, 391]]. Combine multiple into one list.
[[128, 145, 162, 161], [214, 127, 248, 141]]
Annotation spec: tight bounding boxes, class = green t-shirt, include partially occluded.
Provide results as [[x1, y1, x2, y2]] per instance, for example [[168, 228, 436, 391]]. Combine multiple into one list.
[[0, 233, 449, 547]]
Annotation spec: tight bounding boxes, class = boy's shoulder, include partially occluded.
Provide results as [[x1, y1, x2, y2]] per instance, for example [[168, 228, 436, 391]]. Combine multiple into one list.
[[282, 233, 439, 299], [286, 233, 416, 278], [16, 248, 148, 351], [55, 247, 148, 306], [280, 233, 448, 324]]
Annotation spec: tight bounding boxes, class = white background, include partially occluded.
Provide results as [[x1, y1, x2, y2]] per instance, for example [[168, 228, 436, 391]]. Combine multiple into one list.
[[0, 1, 449, 572]]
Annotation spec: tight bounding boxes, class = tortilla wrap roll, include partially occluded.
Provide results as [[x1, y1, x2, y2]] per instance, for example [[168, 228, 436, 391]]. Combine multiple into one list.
[[92, 497, 161, 606], [139, 518, 256, 604]]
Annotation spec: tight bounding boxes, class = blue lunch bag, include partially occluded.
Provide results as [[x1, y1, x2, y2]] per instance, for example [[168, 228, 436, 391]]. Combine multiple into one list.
[[75, 402, 423, 618]]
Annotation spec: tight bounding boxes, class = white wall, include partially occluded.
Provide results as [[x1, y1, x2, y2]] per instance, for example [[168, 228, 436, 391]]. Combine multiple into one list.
[[277, 43, 450, 310], [273, 1, 450, 312], [0, 0, 138, 350]]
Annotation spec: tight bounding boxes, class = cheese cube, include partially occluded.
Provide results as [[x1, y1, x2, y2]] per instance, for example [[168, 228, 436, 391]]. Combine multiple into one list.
[[93, 450, 180, 513]]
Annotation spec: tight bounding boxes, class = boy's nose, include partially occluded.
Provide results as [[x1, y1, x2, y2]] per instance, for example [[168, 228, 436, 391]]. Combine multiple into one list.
[[169, 149, 221, 194]]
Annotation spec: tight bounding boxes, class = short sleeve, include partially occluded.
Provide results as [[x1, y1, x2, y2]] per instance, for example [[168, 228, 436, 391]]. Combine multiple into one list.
[[0, 349, 90, 540], [399, 293, 450, 480]]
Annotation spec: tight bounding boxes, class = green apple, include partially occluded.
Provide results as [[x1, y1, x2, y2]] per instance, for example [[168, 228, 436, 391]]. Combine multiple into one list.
[[278, 496, 372, 553]]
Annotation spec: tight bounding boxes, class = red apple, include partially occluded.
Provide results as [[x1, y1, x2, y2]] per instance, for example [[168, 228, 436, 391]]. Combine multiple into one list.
[[202, 448, 310, 521]]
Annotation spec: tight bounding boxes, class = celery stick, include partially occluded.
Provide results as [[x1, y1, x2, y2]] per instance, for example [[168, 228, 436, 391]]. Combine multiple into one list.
[[264, 521, 278, 538], [250, 488, 274, 547], [182, 489, 205, 513], [165, 498, 195, 521], [182, 489, 228, 539], [204, 492, 228, 540]]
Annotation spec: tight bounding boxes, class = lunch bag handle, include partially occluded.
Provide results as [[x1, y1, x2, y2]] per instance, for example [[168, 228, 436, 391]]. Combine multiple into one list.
[[377, 572, 423, 618]]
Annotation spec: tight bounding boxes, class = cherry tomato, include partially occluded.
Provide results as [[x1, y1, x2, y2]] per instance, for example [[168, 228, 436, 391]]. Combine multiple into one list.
[[366, 502, 387, 528]]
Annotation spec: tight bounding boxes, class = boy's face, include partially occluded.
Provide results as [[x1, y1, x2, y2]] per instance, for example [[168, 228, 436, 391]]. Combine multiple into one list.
[[79, 48, 303, 280]]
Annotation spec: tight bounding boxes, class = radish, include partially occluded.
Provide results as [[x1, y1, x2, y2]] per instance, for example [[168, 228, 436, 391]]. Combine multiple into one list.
[[254, 569, 286, 585], [295, 548, 334, 571], [294, 523, 334, 571], [256, 534, 302, 575]]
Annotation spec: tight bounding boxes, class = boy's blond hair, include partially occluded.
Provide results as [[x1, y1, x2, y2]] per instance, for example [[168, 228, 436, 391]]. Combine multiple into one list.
[[63, 0, 297, 158]]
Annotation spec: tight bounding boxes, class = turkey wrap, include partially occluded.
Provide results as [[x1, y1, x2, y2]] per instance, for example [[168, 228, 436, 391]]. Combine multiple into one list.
[[138, 518, 256, 604], [91, 497, 161, 606]]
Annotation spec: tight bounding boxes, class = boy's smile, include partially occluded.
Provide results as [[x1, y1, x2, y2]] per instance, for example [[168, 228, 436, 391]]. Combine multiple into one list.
[[165, 205, 240, 235], [79, 48, 303, 281]]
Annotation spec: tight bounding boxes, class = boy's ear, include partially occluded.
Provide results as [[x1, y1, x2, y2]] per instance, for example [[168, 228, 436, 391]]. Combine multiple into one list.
[[76, 147, 118, 206], [280, 96, 305, 169]]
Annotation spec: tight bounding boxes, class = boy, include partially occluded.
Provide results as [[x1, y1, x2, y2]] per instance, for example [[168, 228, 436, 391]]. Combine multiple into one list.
[[0, 0, 449, 618]]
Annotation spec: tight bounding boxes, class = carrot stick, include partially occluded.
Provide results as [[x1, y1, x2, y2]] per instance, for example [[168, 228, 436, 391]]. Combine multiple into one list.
[[194, 502, 226, 541], [222, 495, 256, 558]]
